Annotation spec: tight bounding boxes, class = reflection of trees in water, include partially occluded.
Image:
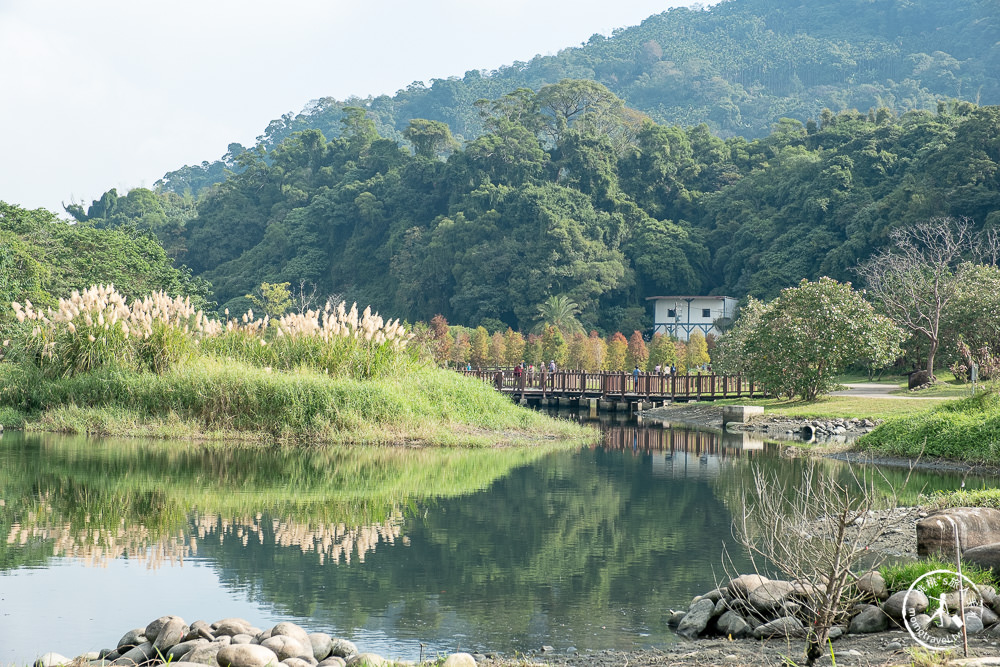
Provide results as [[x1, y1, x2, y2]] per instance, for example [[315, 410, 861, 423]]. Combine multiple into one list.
[[6, 507, 406, 570], [0, 432, 550, 571]]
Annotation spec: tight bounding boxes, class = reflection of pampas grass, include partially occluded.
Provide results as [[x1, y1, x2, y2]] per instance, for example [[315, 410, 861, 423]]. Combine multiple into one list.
[[12, 286, 414, 380]]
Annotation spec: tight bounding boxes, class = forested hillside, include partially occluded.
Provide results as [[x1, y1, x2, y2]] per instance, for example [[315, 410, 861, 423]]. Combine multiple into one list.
[[156, 0, 999, 194], [70, 81, 1000, 334]]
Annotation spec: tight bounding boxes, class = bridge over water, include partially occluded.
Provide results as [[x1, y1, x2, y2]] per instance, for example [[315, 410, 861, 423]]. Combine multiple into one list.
[[461, 369, 768, 412]]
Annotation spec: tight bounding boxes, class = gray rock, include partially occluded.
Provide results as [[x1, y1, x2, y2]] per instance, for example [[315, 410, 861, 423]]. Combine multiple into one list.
[[232, 636, 254, 646], [261, 637, 311, 662], [281, 659, 313, 667], [442, 654, 477, 667], [317, 659, 346, 667], [213, 637, 233, 647], [168, 640, 210, 662], [676, 598, 716, 639], [35, 653, 71, 667], [344, 654, 386, 667], [307, 634, 333, 662], [912, 613, 932, 631], [215, 620, 255, 638], [111, 642, 156, 666], [965, 543, 1000, 576], [702, 588, 726, 603], [117, 630, 147, 651], [78, 652, 103, 661], [714, 611, 750, 639], [182, 643, 225, 667], [749, 580, 795, 613], [848, 606, 889, 634], [885, 641, 902, 651], [967, 606, 1000, 626], [967, 614, 986, 635], [666, 610, 686, 628], [856, 571, 889, 601], [154, 618, 189, 652], [827, 626, 844, 641], [727, 574, 769, 600], [752, 616, 805, 639], [270, 623, 311, 648], [146, 616, 185, 644], [883, 590, 929, 620], [328, 640, 358, 659], [979, 584, 999, 608], [187, 621, 216, 642], [791, 580, 826, 601], [917, 509, 1000, 559], [217, 645, 281, 667]]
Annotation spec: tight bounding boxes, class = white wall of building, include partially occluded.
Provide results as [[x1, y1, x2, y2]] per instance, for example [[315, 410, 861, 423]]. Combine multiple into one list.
[[647, 296, 738, 341]]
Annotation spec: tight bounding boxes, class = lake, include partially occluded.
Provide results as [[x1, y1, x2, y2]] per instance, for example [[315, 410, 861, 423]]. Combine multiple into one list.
[[0, 414, 977, 665]]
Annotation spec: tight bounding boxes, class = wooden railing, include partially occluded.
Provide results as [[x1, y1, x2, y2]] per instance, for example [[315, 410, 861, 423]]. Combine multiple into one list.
[[460, 368, 765, 401]]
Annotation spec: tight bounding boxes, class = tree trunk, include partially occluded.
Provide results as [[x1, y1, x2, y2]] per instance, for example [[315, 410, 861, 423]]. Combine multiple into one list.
[[926, 338, 938, 378]]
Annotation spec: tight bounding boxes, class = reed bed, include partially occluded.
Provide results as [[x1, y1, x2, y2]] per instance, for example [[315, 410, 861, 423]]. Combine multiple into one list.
[[2, 285, 595, 446]]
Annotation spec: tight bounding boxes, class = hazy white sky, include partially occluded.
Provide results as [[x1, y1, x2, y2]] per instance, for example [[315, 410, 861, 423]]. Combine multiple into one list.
[[2, 0, 704, 215]]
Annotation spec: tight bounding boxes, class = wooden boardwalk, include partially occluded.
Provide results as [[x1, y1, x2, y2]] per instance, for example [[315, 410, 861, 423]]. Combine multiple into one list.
[[461, 369, 766, 404]]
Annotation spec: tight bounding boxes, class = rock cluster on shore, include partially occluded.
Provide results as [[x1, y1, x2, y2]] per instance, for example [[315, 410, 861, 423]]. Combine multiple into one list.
[[731, 416, 879, 441], [669, 571, 1000, 644], [34, 617, 478, 667]]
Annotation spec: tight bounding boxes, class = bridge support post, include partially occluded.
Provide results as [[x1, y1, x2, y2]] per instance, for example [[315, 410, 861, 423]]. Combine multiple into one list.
[[588, 398, 598, 418]]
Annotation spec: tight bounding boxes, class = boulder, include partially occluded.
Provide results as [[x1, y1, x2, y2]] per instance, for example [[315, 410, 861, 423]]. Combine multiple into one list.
[[232, 636, 254, 645], [168, 640, 210, 662], [917, 508, 1000, 559], [967, 614, 986, 635], [217, 645, 281, 667], [214, 619, 255, 639], [749, 580, 795, 613], [714, 611, 750, 639], [827, 626, 844, 641], [146, 616, 186, 644], [281, 659, 312, 667], [967, 605, 1000, 626], [34, 653, 71, 667], [182, 643, 225, 667], [963, 543, 1000, 575], [855, 571, 889, 601], [344, 654, 386, 667], [307, 634, 333, 662], [328, 640, 358, 659], [727, 574, 769, 600], [187, 621, 216, 642], [666, 611, 686, 628], [911, 614, 932, 631], [791, 580, 826, 601], [260, 637, 311, 662], [701, 588, 726, 603], [676, 598, 716, 639], [111, 642, 156, 666], [752, 616, 805, 639], [441, 654, 477, 667], [883, 590, 929, 620], [270, 623, 311, 648], [848, 606, 889, 634], [154, 618, 189, 652], [317, 659, 346, 667], [116, 630, 147, 651], [909, 370, 932, 389]]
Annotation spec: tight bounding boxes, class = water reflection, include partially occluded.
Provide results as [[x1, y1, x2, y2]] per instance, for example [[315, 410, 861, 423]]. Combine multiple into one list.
[[0, 422, 986, 665]]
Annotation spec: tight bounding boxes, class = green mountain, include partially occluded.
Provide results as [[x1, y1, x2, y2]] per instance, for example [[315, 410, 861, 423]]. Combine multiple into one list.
[[62, 0, 1000, 336], [156, 0, 999, 194]]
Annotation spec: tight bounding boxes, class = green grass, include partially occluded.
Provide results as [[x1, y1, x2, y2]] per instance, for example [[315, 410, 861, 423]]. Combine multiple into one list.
[[854, 391, 1000, 465], [881, 557, 995, 614], [713, 395, 946, 421], [0, 357, 595, 447], [921, 487, 1000, 510]]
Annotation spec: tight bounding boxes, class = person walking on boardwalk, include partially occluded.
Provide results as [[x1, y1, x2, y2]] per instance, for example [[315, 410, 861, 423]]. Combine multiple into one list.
[[633, 365, 641, 390]]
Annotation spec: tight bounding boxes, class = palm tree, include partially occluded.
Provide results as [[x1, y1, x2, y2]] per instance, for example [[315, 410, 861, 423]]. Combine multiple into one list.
[[532, 295, 584, 335]]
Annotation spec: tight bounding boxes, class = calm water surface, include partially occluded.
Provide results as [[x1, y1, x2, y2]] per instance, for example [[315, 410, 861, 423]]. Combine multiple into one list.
[[0, 416, 981, 664]]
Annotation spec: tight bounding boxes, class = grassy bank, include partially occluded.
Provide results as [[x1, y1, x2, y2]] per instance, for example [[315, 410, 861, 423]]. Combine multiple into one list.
[[712, 395, 945, 421], [0, 359, 593, 446], [853, 391, 1000, 465]]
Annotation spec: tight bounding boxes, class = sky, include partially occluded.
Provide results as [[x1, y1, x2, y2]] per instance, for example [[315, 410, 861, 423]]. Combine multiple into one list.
[[1, 0, 705, 216]]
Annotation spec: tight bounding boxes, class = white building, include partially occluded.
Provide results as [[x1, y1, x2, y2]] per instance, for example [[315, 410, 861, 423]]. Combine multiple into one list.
[[646, 295, 738, 341]]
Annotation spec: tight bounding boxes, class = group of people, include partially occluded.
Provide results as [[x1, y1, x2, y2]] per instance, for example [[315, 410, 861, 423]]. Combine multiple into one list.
[[511, 360, 557, 379]]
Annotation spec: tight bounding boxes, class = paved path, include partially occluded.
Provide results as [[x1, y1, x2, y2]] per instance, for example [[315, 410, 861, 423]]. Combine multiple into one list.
[[828, 382, 948, 400]]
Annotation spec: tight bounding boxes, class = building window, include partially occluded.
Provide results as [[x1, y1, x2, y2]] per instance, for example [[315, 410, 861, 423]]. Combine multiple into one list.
[[667, 309, 676, 318], [702, 308, 711, 318]]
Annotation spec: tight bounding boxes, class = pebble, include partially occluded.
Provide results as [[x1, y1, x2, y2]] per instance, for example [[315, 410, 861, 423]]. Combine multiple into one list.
[[884, 641, 902, 651]]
